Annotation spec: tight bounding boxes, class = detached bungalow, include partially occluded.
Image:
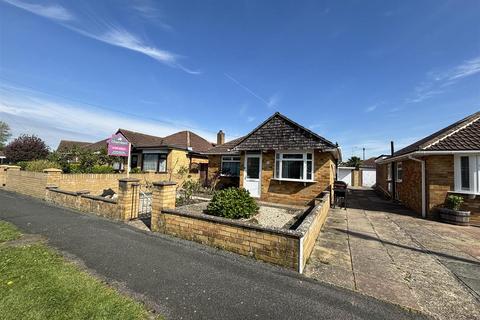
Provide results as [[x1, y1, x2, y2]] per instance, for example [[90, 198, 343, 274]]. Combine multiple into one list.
[[204, 112, 341, 206], [62, 129, 214, 181], [376, 111, 480, 226]]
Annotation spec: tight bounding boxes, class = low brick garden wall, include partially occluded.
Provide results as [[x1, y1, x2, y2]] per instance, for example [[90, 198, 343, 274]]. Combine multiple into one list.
[[151, 182, 331, 273], [46, 187, 120, 220]]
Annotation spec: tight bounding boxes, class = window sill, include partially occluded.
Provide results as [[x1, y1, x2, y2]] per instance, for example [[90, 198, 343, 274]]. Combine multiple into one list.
[[448, 190, 480, 196], [220, 174, 240, 178], [272, 178, 316, 183]]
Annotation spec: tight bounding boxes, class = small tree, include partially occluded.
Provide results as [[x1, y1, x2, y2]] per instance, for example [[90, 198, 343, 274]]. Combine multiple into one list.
[[0, 121, 11, 149], [4, 134, 49, 163], [345, 156, 362, 169]]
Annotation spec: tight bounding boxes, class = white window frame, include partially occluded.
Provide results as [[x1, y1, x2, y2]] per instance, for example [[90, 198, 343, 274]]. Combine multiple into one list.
[[396, 162, 403, 183], [454, 154, 480, 194], [274, 150, 314, 182], [221, 155, 241, 177]]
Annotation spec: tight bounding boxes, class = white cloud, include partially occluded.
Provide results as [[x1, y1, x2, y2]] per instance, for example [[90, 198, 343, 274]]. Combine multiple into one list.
[[247, 116, 255, 123], [3, 0, 74, 21], [365, 105, 377, 112], [407, 55, 480, 104], [3, 0, 199, 74], [0, 85, 216, 148]]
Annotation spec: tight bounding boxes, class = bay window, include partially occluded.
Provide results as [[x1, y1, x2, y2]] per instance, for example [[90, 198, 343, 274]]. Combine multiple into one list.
[[221, 156, 240, 176], [454, 154, 480, 194], [274, 152, 314, 182]]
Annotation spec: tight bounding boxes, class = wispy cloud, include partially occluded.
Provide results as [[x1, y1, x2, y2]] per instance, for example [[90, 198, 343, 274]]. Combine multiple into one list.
[[3, 0, 74, 21], [407, 55, 480, 103], [365, 104, 378, 113], [2, 0, 199, 74], [131, 0, 172, 31], [224, 73, 279, 109], [267, 93, 280, 109], [0, 84, 215, 148]]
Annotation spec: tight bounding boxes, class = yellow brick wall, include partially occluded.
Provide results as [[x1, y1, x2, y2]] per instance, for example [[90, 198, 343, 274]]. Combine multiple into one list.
[[300, 193, 330, 269], [4, 169, 48, 198], [46, 189, 119, 219], [156, 212, 300, 270], [247, 150, 335, 206]]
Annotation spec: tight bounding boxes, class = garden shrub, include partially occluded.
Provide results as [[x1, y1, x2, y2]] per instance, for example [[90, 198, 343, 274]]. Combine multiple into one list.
[[207, 187, 259, 219], [130, 167, 141, 173], [24, 160, 62, 172], [445, 195, 464, 211], [177, 179, 201, 206]]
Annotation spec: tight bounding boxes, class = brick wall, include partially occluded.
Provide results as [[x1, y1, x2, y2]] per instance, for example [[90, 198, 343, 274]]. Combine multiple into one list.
[[396, 159, 423, 214], [158, 210, 301, 270], [375, 163, 390, 197], [46, 188, 120, 219], [151, 183, 331, 272], [425, 155, 454, 214], [243, 150, 334, 206], [3, 168, 48, 198], [297, 192, 331, 271]]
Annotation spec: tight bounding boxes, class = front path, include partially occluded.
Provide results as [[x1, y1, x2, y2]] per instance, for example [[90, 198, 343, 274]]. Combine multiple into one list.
[[305, 188, 480, 320], [0, 190, 425, 320]]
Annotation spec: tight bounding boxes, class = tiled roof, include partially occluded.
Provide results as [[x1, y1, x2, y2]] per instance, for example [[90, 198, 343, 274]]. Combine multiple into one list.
[[117, 129, 164, 148], [162, 131, 215, 153], [203, 136, 244, 155], [393, 111, 480, 156], [359, 157, 377, 168], [234, 112, 336, 151], [82, 129, 213, 153], [57, 140, 92, 152]]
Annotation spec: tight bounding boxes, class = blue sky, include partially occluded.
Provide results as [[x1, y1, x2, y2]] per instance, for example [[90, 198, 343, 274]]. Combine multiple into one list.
[[0, 0, 479, 159]]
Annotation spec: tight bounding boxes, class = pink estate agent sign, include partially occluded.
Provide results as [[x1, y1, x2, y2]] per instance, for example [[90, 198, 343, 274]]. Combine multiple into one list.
[[107, 133, 130, 157]]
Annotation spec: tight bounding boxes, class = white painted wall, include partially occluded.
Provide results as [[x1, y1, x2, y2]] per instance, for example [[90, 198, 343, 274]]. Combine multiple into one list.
[[337, 168, 353, 185], [361, 168, 376, 187]]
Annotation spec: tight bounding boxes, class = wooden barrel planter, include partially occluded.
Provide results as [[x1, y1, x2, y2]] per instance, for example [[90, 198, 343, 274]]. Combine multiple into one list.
[[438, 208, 470, 226]]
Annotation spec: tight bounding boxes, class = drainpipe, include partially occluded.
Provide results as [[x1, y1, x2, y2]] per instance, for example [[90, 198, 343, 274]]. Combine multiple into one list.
[[391, 141, 396, 199], [408, 155, 426, 218]]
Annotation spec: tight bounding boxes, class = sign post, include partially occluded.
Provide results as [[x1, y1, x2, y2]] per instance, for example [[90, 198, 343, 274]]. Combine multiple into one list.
[[107, 133, 131, 177]]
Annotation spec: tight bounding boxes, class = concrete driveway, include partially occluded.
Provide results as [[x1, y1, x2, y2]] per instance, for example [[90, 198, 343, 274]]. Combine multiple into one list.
[[305, 188, 480, 320]]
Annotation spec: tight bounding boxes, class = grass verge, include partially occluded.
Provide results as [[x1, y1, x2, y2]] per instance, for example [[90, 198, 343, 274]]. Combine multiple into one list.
[[0, 220, 156, 320], [0, 220, 21, 242]]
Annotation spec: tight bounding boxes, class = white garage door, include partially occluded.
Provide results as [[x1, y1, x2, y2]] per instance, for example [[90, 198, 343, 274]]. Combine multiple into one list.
[[362, 169, 376, 187], [338, 168, 352, 185]]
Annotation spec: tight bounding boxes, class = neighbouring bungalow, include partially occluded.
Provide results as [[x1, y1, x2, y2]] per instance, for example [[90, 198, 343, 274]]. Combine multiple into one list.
[[59, 129, 214, 182], [204, 112, 341, 206], [375, 111, 480, 226]]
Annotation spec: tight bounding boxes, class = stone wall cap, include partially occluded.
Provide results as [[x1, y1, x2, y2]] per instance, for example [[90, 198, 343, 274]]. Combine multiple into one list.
[[43, 168, 63, 173], [153, 181, 177, 186], [118, 178, 141, 182], [7, 165, 21, 170]]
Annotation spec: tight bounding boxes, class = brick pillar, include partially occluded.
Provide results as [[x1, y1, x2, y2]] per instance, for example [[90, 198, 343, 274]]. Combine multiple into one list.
[[0, 165, 8, 187], [151, 181, 176, 232], [43, 168, 63, 187], [117, 178, 140, 221]]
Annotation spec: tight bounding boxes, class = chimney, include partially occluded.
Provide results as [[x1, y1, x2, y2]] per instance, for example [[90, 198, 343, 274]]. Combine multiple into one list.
[[217, 130, 225, 145], [186, 131, 191, 148]]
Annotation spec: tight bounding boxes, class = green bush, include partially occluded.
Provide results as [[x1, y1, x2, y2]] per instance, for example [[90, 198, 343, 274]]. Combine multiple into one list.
[[24, 160, 61, 172], [445, 195, 464, 211], [90, 165, 115, 174], [16, 161, 29, 170], [130, 167, 141, 173], [207, 187, 259, 219]]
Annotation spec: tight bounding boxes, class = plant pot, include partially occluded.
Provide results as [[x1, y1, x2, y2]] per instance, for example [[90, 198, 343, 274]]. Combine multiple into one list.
[[438, 208, 470, 226]]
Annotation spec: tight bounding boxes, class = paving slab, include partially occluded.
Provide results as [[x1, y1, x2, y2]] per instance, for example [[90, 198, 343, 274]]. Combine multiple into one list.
[[305, 188, 480, 320]]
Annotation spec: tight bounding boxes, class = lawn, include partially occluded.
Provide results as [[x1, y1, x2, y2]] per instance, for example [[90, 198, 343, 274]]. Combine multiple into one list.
[[0, 220, 156, 320]]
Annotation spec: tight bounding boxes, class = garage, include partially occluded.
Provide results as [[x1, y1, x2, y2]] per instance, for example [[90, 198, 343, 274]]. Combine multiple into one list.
[[337, 166, 355, 185], [361, 168, 376, 187]]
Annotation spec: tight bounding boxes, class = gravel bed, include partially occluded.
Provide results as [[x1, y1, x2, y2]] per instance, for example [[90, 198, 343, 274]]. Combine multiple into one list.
[[176, 201, 305, 229]]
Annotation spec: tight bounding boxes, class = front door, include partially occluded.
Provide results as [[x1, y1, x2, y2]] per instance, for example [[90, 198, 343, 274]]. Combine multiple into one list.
[[244, 154, 261, 198]]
